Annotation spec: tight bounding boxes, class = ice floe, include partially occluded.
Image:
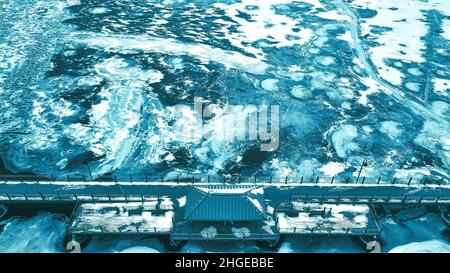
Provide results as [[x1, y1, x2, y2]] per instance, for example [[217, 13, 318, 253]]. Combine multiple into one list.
[[261, 79, 279, 92], [71, 32, 269, 74], [379, 121, 403, 140]]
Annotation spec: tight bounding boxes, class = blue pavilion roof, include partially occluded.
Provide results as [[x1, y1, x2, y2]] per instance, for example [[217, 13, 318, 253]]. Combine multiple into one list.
[[184, 185, 266, 221]]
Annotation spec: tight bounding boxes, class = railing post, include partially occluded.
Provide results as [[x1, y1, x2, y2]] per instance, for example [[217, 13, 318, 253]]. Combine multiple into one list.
[[418, 196, 423, 204], [402, 195, 408, 204], [435, 195, 440, 204], [392, 177, 397, 184]]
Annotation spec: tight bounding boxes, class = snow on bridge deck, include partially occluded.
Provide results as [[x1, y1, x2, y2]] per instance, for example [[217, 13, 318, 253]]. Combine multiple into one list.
[[277, 202, 381, 236], [69, 201, 174, 235]]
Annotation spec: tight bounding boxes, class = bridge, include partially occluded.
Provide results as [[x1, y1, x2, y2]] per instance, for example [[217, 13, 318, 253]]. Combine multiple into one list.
[[0, 177, 448, 205], [0, 175, 448, 250]]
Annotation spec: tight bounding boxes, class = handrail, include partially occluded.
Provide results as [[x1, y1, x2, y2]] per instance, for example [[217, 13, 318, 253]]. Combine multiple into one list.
[[0, 174, 447, 186]]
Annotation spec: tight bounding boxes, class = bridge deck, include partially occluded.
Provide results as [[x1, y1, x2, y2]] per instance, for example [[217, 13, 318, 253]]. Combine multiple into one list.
[[69, 201, 173, 235], [0, 181, 449, 205]]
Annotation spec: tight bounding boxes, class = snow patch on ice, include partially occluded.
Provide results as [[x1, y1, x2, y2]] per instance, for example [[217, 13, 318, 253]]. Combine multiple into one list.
[[118, 246, 160, 253], [89, 7, 109, 14], [319, 162, 346, 177], [72, 32, 268, 74], [331, 125, 359, 158], [442, 19, 450, 41], [379, 121, 403, 139], [389, 240, 450, 253], [290, 85, 311, 99], [66, 57, 163, 176], [213, 0, 313, 57], [405, 82, 420, 92], [433, 78, 450, 95], [261, 79, 279, 92], [350, 0, 450, 86]]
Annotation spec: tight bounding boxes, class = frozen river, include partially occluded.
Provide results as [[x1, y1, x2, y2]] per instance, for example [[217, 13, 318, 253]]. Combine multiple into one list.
[[0, 0, 449, 252]]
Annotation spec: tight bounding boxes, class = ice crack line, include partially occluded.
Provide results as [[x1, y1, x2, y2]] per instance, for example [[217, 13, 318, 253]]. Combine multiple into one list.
[[337, 0, 447, 125]]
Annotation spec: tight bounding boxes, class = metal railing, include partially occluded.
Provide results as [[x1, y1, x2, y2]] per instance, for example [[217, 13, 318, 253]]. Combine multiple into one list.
[[278, 227, 381, 236], [0, 174, 447, 186], [70, 226, 172, 235], [170, 232, 279, 241], [0, 192, 175, 206], [284, 194, 450, 205]]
